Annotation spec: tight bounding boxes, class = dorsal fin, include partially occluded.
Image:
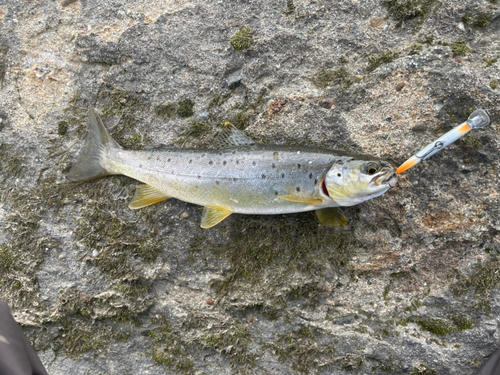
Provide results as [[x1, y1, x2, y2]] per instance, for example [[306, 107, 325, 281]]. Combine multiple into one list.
[[214, 123, 255, 148]]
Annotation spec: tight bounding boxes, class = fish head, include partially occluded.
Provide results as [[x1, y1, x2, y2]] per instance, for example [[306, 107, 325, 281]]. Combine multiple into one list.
[[322, 159, 398, 206]]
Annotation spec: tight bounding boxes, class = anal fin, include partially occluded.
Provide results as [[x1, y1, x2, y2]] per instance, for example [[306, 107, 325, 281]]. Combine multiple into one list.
[[129, 184, 170, 209], [315, 207, 348, 227], [201, 205, 232, 229], [279, 195, 324, 206]]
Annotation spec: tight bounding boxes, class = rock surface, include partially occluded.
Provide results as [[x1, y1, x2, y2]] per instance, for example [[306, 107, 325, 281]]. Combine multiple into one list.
[[0, 0, 499, 374]]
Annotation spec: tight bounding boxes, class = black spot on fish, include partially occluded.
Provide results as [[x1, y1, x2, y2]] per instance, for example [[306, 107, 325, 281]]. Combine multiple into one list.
[[314, 179, 318, 185], [209, 161, 213, 165], [252, 161, 256, 166], [139, 164, 142, 168], [297, 164, 301, 169], [189, 159, 192, 164], [281, 173, 285, 178], [236, 160, 240, 165], [223, 161, 227, 166], [309, 173, 313, 179], [168, 158, 171, 162], [261, 174, 266, 179], [233, 178, 237, 182], [216, 181, 220, 185], [198, 176, 201, 179], [157, 157, 160, 161], [272, 163, 276, 168], [296, 187, 301, 192], [275, 191, 279, 196]]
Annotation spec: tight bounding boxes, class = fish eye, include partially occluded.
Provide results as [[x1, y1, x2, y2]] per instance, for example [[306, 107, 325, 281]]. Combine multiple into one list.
[[365, 163, 379, 175]]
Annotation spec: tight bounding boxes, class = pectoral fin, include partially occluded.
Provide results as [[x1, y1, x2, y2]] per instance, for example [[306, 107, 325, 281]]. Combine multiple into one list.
[[315, 207, 348, 227], [201, 205, 232, 228], [279, 195, 324, 206], [129, 184, 170, 209]]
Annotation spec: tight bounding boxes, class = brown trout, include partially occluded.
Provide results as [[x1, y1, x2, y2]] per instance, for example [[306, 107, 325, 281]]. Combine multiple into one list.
[[69, 109, 398, 228]]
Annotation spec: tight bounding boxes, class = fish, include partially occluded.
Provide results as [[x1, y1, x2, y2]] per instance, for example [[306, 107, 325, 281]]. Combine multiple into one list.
[[68, 109, 398, 228]]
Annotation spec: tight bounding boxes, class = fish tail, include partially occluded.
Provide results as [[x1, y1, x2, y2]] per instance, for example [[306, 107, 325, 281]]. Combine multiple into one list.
[[68, 108, 121, 181]]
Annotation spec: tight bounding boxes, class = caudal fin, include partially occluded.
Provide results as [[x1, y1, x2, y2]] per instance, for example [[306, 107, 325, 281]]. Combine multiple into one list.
[[68, 108, 121, 181]]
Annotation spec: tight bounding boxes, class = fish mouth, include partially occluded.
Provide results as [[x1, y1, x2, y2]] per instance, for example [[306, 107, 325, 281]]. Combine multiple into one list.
[[372, 170, 398, 188]]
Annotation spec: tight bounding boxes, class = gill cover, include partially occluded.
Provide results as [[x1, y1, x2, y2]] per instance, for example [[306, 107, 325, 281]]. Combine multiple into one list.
[[324, 160, 395, 206]]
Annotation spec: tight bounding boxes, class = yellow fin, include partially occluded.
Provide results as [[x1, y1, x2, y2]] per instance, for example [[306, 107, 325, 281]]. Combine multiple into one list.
[[129, 184, 170, 209], [279, 195, 324, 206], [315, 207, 348, 227], [201, 205, 232, 228]]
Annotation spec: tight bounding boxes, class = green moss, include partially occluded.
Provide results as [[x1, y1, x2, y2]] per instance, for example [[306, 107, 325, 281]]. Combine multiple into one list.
[[201, 214, 359, 310], [371, 355, 401, 373], [450, 313, 474, 331], [114, 332, 130, 342], [297, 326, 314, 338], [460, 135, 482, 149], [462, 12, 491, 27], [473, 13, 491, 28], [383, 285, 391, 300], [208, 93, 224, 109], [121, 132, 144, 148], [264, 327, 334, 374], [99, 87, 146, 118], [186, 120, 211, 138], [450, 256, 500, 314], [0, 248, 13, 271], [312, 67, 354, 90], [354, 325, 369, 334], [485, 58, 498, 68], [366, 50, 399, 73], [338, 353, 364, 371], [418, 317, 454, 336], [204, 325, 254, 366], [338, 55, 349, 64], [471, 357, 481, 367], [461, 13, 472, 25], [284, 0, 296, 14], [97, 86, 151, 149], [177, 99, 195, 118], [0, 182, 57, 310], [412, 362, 437, 374], [408, 43, 423, 55], [57, 121, 68, 135], [154, 103, 177, 121], [383, 0, 438, 27], [0, 44, 8, 89], [0, 143, 26, 179], [59, 322, 111, 357], [391, 271, 409, 279], [230, 27, 254, 51], [451, 38, 470, 57], [490, 79, 499, 90], [74, 183, 163, 276], [417, 317, 455, 336], [147, 315, 194, 371]]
